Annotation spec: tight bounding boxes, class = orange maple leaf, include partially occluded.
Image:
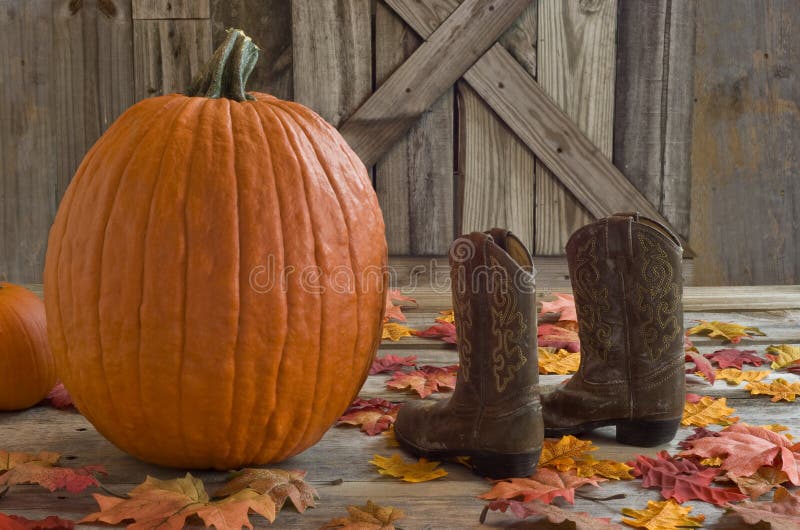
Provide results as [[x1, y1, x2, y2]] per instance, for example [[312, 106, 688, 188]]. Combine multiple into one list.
[[0, 450, 105, 493], [81, 473, 278, 529], [370, 354, 417, 375], [727, 487, 800, 528], [479, 468, 605, 505], [483, 499, 623, 528], [538, 323, 580, 352], [386, 365, 457, 398], [213, 468, 317, 512], [384, 289, 417, 322]]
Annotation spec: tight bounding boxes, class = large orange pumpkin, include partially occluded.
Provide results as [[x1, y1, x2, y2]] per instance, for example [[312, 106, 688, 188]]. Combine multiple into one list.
[[0, 283, 56, 411], [44, 30, 387, 468]]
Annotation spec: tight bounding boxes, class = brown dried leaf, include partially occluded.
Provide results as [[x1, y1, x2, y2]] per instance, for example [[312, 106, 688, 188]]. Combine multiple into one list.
[[320, 500, 404, 530]]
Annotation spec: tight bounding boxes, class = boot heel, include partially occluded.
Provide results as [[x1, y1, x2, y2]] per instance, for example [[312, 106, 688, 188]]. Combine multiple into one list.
[[471, 450, 541, 479], [616, 418, 681, 447]]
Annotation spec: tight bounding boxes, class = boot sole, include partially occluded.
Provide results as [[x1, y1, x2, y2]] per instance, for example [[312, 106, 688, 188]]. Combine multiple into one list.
[[394, 429, 541, 479], [545, 417, 681, 447]]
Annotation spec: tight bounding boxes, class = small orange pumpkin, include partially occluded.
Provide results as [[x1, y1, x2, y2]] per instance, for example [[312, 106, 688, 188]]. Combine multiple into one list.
[[44, 30, 387, 468], [0, 283, 55, 411]]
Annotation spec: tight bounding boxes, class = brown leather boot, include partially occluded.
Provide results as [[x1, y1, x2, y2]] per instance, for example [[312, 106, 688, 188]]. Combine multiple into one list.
[[394, 229, 543, 478], [541, 213, 684, 446]]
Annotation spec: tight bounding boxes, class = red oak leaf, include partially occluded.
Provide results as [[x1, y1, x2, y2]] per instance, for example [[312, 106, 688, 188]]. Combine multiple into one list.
[[704, 348, 765, 369], [384, 289, 417, 322], [678, 427, 720, 450], [387, 365, 458, 398], [479, 468, 604, 505], [538, 324, 580, 353], [337, 398, 400, 436], [370, 355, 417, 375], [789, 360, 800, 375], [0, 514, 75, 530], [629, 450, 746, 506], [680, 423, 800, 485], [414, 323, 457, 344], [685, 352, 716, 384], [46, 382, 74, 410], [539, 293, 577, 322]]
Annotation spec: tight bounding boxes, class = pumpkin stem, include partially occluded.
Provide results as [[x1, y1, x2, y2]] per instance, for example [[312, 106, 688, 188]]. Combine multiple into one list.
[[187, 28, 259, 102]]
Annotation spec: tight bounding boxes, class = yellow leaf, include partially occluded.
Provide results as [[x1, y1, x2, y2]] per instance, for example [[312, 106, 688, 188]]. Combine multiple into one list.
[[759, 424, 792, 438], [687, 321, 765, 343], [765, 344, 800, 369], [538, 348, 581, 375], [682, 396, 739, 427], [369, 454, 447, 483], [746, 378, 800, 402], [436, 309, 455, 324], [320, 500, 404, 530], [573, 455, 635, 480], [621, 499, 704, 530], [539, 435, 596, 471], [382, 323, 415, 341], [700, 456, 724, 467], [715, 368, 770, 385]]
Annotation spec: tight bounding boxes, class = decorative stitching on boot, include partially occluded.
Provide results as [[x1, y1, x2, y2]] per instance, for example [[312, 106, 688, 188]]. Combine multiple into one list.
[[454, 283, 473, 382], [634, 234, 681, 361], [489, 256, 527, 392], [572, 237, 612, 361]]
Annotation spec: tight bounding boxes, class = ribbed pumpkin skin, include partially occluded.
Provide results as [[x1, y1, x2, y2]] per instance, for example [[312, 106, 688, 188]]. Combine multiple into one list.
[[0, 283, 56, 411], [44, 93, 387, 469]]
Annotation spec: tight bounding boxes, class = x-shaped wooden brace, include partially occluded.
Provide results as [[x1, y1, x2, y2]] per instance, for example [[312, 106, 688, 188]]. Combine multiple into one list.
[[339, 0, 690, 251]]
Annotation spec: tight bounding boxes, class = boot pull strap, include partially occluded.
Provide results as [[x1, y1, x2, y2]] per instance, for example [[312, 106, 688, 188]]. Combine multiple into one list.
[[611, 212, 683, 249], [605, 216, 634, 259]]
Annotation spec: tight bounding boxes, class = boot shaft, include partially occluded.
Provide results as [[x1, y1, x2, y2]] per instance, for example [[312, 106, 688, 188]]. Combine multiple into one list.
[[566, 213, 684, 413], [450, 230, 538, 405]]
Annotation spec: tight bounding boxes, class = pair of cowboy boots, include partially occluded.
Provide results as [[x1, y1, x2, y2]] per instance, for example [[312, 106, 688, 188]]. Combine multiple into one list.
[[394, 213, 685, 478]]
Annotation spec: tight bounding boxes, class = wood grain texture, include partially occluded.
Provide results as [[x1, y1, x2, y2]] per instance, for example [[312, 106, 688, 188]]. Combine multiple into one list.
[[0, 1, 57, 282], [534, 0, 616, 255], [374, 3, 454, 256], [458, 4, 537, 249], [614, 0, 696, 239], [132, 17, 212, 100], [52, 0, 135, 202], [691, 0, 800, 285], [291, 0, 371, 128], [209, 0, 292, 99], [131, 0, 210, 19], [339, 0, 532, 167], [458, 83, 535, 246]]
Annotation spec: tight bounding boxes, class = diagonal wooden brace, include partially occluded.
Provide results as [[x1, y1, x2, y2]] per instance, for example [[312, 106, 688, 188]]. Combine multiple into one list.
[[338, 0, 532, 167]]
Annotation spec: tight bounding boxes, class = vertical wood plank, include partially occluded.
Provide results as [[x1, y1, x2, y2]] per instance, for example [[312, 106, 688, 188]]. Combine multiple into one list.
[[133, 18, 212, 100], [52, 0, 135, 201], [458, 4, 537, 248], [375, 2, 453, 255], [209, 0, 292, 100], [291, 0, 372, 127], [535, 0, 617, 255], [613, 0, 695, 238], [691, 0, 800, 284], [0, 0, 56, 282]]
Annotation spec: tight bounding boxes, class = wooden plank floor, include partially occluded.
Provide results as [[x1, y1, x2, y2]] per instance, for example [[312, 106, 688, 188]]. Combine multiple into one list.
[[2, 286, 799, 528]]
